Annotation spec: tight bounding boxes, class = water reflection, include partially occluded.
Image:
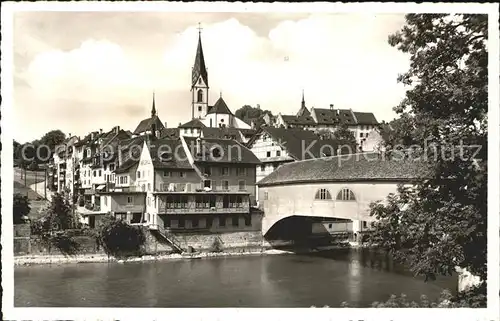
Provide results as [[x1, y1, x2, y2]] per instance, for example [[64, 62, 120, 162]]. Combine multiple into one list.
[[15, 250, 457, 307]]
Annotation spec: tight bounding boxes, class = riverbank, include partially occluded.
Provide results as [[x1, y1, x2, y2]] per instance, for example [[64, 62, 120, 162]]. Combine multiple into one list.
[[14, 248, 297, 266]]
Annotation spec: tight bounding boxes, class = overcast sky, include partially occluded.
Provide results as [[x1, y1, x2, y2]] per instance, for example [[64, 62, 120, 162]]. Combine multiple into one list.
[[13, 12, 410, 143]]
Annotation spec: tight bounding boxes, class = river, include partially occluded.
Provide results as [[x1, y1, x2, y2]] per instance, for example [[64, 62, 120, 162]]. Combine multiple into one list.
[[14, 249, 457, 307]]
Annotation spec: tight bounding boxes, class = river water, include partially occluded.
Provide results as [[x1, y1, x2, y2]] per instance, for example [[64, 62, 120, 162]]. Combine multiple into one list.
[[15, 249, 456, 307]]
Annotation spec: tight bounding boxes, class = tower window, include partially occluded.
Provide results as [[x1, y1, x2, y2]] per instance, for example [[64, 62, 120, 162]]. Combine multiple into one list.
[[198, 78, 202, 85], [198, 106, 202, 112], [197, 89, 203, 103]]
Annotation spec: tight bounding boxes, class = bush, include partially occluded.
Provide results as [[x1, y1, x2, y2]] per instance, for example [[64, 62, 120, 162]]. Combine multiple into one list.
[[13, 193, 31, 224], [210, 236, 223, 253], [98, 215, 146, 258], [340, 284, 486, 308]]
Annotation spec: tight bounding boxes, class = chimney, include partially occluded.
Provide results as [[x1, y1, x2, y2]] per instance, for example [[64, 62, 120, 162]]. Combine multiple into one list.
[[68, 133, 72, 138], [115, 126, 120, 134], [100, 128, 103, 134], [91, 132, 95, 140], [330, 104, 334, 111], [164, 122, 168, 128]]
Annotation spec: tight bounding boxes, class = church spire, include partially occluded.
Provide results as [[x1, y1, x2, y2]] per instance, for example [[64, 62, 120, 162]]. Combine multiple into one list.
[[301, 89, 305, 109], [151, 92, 156, 118], [192, 23, 208, 89]]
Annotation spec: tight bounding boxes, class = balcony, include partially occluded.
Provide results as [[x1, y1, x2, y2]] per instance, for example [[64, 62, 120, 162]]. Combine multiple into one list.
[[157, 194, 250, 215]]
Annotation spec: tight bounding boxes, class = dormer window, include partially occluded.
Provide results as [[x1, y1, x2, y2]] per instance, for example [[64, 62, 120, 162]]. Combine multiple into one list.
[[160, 152, 172, 161], [198, 78, 202, 85]]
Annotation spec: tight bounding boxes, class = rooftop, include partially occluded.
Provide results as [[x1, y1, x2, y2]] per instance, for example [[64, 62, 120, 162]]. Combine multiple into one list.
[[258, 152, 431, 187]]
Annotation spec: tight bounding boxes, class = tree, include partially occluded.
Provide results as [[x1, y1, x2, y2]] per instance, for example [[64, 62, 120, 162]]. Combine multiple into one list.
[[316, 124, 358, 154], [234, 105, 274, 126], [369, 13, 487, 293], [40, 130, 66, 152], [46, 193, 78, 231], [13, 193, 31, 224]]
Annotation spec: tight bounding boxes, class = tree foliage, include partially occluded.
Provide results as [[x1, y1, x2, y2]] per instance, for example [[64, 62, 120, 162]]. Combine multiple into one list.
[[340, 283, 486, 308], [13, 193, 31, 224], [98, 215, 146, 258], [235, 105, 273, 126], [369, 13, 487, 286], [316, 124, 358, 154]]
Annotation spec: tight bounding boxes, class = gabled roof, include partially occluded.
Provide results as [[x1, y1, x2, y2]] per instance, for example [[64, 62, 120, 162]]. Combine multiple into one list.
[[354, 112, 378, 125], [296, 105, 311, 118], [248, 127, 338, 161], [133, 115, 165, 135], [192, 33, 208, 88], [183, 137, 261, 165], [202, 127, 245, 142], [159, 128, 180, 139], [281, 115, 316, 126], [312, 108, 356, 125], [148, 139, 192, 169], [179, 118, 206, 129], [258, 152, 431, 187], [207, 97, 233, 115], [114, 136, 146, 174]]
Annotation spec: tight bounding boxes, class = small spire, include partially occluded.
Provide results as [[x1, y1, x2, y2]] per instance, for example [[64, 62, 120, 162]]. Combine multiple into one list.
[[220, 90, 222, 99], [151, 92, 157, 117], [301, 89, 305, 109]]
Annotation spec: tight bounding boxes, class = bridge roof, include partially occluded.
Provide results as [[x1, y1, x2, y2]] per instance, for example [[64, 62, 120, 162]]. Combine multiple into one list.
[[257, 152, 431, 187]]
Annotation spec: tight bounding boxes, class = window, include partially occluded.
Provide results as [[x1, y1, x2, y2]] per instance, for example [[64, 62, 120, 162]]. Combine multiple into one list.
[[232, 216, 239, 227], [137, 171, 141, 178], [223, 195, 243, 208], [166, 195, 189, 209], [179, 171, 185, 178], [260, 165, 265, 172], [264, 192, 269, 200], [336, 188, 356, 201], [99, 170, 102, 177], [197, 89, 203, 103], [212, 148, 221, 158], [142, 184, 146, 192], [204, 167, 212, 176], [222, 180, 229, 190], [148, 183, 151, 191], [192, 218, 199, 228], [362, 221, 368, 229], [147, 197, 151, 206], [93, 171, 97, 177], [221, 167, 230, 176], [238, 180, 246, 191], [127, 196, 134, 204], [164, 218, 171, 228], [219, 216, 226, 227], [206, 217, 213, 228], [244, 214, 251, 226], [203, 180, 211, 189], [276, 150, 281, 157], [103, 196, 108, 206], [266, 151, 271, 158], [360, 133, 364, 138], [328, 223, 333, 229], [163, 171, 171, 177], [178, 218, 185, 228], [315, 188, 332, 200], [110, 164, 115, 171], [198, 106, 202, 112], [237, 168, 247, 176]]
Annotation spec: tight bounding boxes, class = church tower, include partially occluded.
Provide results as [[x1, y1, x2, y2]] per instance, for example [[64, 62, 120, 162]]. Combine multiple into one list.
[[191, 24, 209, 120]]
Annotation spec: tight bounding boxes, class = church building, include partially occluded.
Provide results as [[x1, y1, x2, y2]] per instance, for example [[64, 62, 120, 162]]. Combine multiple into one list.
[[181, 26, 251, 131]]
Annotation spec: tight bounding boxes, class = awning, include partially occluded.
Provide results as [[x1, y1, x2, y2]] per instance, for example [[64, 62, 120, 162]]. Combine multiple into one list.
[[96, 185, 106, 191]]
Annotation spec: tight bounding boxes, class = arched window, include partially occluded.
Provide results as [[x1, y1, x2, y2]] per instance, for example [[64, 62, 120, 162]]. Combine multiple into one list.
[[314, 188, 332, 200], [197, 89, 203, 103], [336, 188, 356, 201]]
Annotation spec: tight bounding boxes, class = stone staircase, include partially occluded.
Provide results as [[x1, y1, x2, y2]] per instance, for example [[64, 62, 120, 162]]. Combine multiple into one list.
[[149, 224, 184, 253]]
